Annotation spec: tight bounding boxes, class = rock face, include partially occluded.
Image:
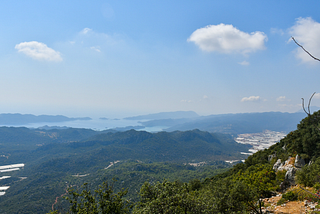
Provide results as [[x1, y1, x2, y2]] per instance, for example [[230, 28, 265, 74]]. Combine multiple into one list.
[[273, 157, 294, 172], [273, 159, 282, 172], [273, 157, 298, 190], [278, 157, 293, 171], [294, 154, 305, 168], [285, 167, 297, 185]]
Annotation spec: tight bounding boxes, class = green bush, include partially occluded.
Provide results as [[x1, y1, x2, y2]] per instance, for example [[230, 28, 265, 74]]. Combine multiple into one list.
[[313, 182, 320, 191], [296, 157, 320, 187], [282, 191, 298, 201], [276, 170, 287, 184]]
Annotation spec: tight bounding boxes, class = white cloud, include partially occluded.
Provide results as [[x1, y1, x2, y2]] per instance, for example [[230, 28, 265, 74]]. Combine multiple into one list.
[[15, 41, 62, 62], [276, 96, 286, 101], [188, 24, 267, 54], [90, 46, 101, 52], [239, 61, 250, 66], [203, 95, 208, 99], [289, 17, 320, 63], [81, 28, 92, 34], [241, 96, 260, 102]]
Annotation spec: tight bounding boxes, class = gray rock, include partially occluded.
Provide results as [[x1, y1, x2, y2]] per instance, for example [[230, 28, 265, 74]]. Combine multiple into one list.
[[285, 167, 297, 185], [273, 159, 282, 172], [294, 154, 305, 168]]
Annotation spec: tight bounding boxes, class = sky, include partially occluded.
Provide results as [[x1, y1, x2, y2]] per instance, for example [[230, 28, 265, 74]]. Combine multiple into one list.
[[1, 0, 320, 118]]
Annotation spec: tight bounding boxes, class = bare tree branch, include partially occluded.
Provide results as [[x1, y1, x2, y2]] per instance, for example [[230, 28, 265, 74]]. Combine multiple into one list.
[[292, 37, 320, 61], [292, 37, 319, 116], [308, 92, 316, 115], [301, 98, 309, 115], [301, 92, 316, 116]]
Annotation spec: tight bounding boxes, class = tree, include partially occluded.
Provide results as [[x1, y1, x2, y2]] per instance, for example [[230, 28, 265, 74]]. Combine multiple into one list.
[[133, 179, 209, 214], [64, 180, 131, 214]]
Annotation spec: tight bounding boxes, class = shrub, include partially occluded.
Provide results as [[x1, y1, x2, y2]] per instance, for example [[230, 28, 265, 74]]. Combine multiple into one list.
[[276, 170, 287, 184], [282, 191, 298, 201], [313, 182, 320, 191], [296, 157, 320, 187]]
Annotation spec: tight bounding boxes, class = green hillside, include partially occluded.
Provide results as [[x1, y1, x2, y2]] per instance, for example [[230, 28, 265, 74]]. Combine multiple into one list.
[[0, 128, 249, 213]]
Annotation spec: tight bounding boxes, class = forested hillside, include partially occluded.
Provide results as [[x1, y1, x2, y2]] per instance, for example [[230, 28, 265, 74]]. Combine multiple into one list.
[[0, 128, 249, 213], [130, 111, 320, 213]]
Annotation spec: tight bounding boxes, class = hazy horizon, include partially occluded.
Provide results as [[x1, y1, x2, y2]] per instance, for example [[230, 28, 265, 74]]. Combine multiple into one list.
[[0, 108, 315, 120]]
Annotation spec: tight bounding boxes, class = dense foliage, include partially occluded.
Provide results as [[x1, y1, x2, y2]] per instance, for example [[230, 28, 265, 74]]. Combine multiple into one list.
[[65, 181, 131, 214]]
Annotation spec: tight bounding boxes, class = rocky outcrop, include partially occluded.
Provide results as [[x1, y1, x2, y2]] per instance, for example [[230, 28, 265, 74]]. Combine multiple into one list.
[[273, 157, 294, 172], [285, 167, 297, 185], [294, 154, 305, 168], [273, 159, 282, 172], [277, 157, 294, 171], [273, 156, 298, 191]]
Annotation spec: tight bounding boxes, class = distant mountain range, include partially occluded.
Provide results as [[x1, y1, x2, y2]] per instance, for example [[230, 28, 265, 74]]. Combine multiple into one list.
[[0, 111, 309, 135], [0, 113, 91, 125], [131, 111, 307, 135], [163, 112, 307, 135]]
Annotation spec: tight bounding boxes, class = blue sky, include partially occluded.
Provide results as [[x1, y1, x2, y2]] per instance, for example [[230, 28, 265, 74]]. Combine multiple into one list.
[[1, 0, 320, 118]]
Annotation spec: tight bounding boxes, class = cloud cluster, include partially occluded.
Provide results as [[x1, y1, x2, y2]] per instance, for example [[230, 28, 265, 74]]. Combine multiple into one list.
[[276, 96, 286, 101], [188, 24, 267, 54], [15, 41, 62, 62], [241, 96, 260, 102], [289, 17, 320, 63]]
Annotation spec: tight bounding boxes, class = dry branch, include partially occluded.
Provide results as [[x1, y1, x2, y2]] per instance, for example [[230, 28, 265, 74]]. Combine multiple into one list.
[[291, 37, 320, 61]]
